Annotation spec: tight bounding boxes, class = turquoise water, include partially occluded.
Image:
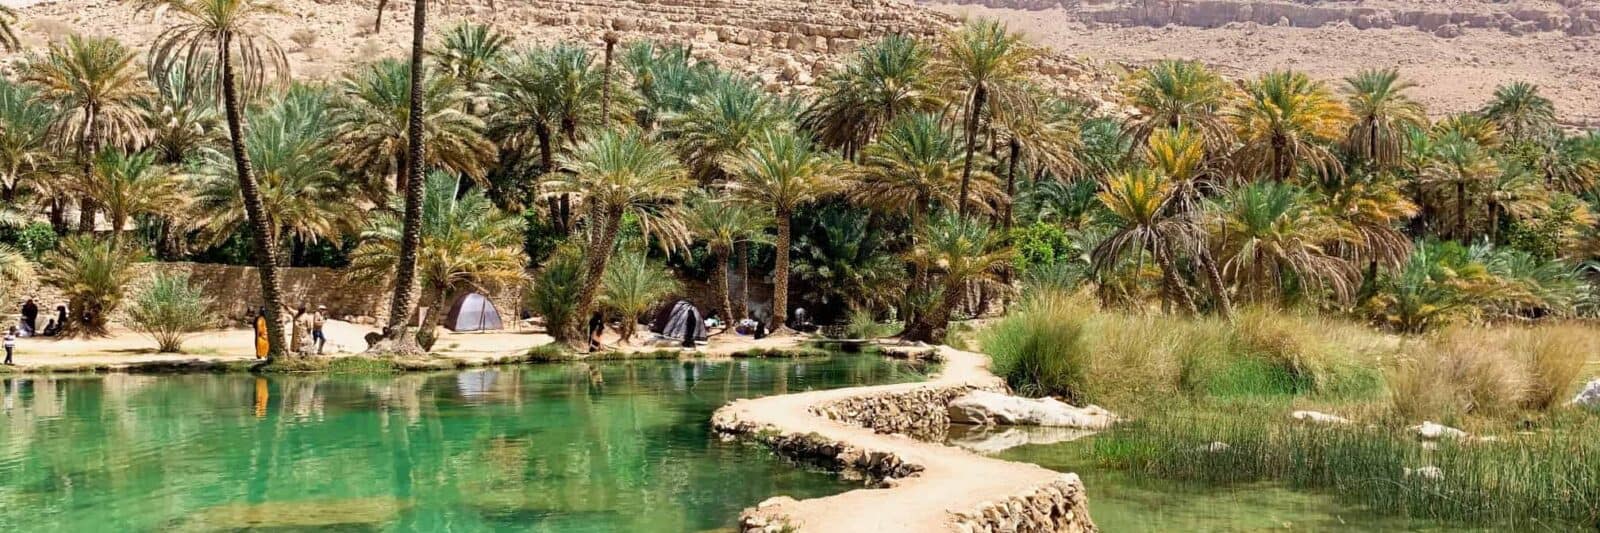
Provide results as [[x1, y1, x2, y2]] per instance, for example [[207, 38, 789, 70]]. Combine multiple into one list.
[[0, 357, 932, 532]]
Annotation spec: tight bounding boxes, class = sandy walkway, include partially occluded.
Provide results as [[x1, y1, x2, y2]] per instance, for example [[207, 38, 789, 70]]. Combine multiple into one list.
[[714, 346, 1089, 532]]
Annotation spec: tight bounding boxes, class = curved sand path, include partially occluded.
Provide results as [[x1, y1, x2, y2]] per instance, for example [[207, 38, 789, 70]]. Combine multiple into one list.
[[713, 346, 1094, 532]]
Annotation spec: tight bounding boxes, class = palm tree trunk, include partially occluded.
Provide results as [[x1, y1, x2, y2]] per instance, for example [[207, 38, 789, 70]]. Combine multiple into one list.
[[1004, 137, 1020, 231], [220, 31, 289, 359], [373, 0, 387, 33], [78, 105, 98, 234], [1455, 181, 1467, 243], [733, 241, 749, 320], [771, 211, 792, 331], [956, 84, 987, 218], [1154, 242, 1197, 314], [711, 246, 732, 331], [600, 33, 616, 126], [1198, 247, 1231, 318], [1487, 201, 1499, 244], [380, 0, 430, 354], [570, 208, 622, 348]]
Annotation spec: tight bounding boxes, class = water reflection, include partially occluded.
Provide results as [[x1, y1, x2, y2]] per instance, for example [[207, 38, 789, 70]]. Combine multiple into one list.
[[0, 356, 932, 532]]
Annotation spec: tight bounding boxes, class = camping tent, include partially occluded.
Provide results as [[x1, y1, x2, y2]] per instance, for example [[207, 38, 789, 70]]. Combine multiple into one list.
[[444, 292, 505, 332], [649, 300, 707, 343]]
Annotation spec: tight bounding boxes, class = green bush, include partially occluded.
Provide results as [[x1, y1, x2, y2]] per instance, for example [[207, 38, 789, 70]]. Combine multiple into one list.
[[842, 308, 894, 339], [981, 291, 1091, 403], [127, 272, 213, 352], [40, 235, 142, 335], [10, 223, 57, 260], [528, 244, 584, 340]]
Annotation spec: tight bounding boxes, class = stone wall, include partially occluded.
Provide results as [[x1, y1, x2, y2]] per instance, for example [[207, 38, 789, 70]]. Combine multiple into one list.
[[950, 474, 1096, 533], [808, 384, 993, 441], [5, 262, 524, 327]]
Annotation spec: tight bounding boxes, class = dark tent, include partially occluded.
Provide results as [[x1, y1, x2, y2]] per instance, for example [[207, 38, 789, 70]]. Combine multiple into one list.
[[444, 292, 505, 332], [649, 300, 707, 343]]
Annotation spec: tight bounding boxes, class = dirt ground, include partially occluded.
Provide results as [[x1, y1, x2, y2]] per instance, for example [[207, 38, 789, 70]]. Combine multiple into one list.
[[930, 3, 1600, 128]]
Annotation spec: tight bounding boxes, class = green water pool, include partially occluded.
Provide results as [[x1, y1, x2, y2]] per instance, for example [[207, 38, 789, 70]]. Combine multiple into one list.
[[0, 356, 932, 532]]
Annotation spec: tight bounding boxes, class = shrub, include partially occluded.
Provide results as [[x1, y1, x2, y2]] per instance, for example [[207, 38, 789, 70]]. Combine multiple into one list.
[[1516, 324, 1592, 410], [128, 272, 213, 352], [528, 244, 583, 341], [981, 290, 1091, 403], [40, 236, 142, 335], [842, 308, 894, 339], [9, 223, 58, 260], [600, 250, 680, 343]]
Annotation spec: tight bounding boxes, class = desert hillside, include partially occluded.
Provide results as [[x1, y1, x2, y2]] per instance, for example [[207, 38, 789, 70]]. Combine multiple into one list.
[[924, 0, 1600, 127]]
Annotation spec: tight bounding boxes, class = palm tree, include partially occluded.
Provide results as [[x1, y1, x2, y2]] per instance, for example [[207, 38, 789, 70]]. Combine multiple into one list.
[[75, 149, 180, 239], [792, 204, 907, 314], [1342, 68, 1426, 171], [1484, 162, 1548, 243], [850, 113, 1000, 227], [347, 172, 525, 338], [993, 90, 1083, 229], [1209, 181, 1359, 305], [1432, 113, 1502, 150], [1540, 131, 1600, 193], [729, 131, 841, 332], [620, 41, 719, 130], [0, 6, 18, 51], [139, 62, 223, 165], [193, 85, 357, 255], [1481, 81, 1555, 143], [20, 35, 151, 232], [684, 191, 771, 324], [901, 213, 1011, 342], [0, 244, 30, 305], [141, 0, 290, 357], [1317, 171, 1418, 291], [1230, 70, 1349, 182], [431, 21, 511, 109], [936, 19, 1036, 216], [1422, 132, 1499, 242], [40, 235, 142, 336], [0, 79, 56, 203], [803, 34, 940, 158], [1123, 60, 1233, 151], [545, 129, 690, 345], [330, 59, 494, 196], [665, 73, 790, 184], [1091, 168, 1200, 313], [600, 250, 680, 344]]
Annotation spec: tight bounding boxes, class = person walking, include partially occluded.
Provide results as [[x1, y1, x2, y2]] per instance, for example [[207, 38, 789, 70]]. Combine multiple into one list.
[[4, 326, 16, 365], [311, 305, 328, 355]]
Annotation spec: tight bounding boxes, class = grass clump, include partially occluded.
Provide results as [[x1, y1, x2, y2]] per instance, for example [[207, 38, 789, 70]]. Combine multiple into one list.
[[127, 272, 214, 353], [525, 343, 577, 362], [981, 291, 1090, 402], [1389, 324, 1598, 421]]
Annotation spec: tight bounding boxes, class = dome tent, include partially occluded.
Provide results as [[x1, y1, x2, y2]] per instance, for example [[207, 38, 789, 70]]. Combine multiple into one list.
[[444, 292, 504, 332], [649, 300, 707, 344]]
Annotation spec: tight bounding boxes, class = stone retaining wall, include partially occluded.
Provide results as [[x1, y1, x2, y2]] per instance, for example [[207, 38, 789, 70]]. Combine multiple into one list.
[[809, 384, 993, 441]]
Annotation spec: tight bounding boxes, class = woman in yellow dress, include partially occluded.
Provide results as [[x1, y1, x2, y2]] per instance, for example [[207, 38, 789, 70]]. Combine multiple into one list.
[[253, 307, 270, 359]]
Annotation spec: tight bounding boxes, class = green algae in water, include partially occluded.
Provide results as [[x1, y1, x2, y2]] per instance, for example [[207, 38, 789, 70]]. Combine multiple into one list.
[[0, 356, 933, 532]]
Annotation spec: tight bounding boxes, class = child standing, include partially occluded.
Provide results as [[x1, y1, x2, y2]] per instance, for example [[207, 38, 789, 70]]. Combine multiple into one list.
[[4, 327, 16, 365]]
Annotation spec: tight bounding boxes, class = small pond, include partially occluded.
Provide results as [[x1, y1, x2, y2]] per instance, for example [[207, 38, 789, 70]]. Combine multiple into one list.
[[0, 355, 932, 532]]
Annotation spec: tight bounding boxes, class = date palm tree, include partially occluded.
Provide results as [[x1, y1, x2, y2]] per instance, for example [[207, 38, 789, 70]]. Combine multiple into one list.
[[140, 0, 290, 357], [40, 235, 142, 336], [803, 34, 939, 159], [330, 59, 494, 197], [0, 79, 56, 203], [901, 212, 1011, 342], [1123, 59, 1233, 151], [600, 250, 680, 344], [0, 244, 30, 305], [1422, 132, 1498, 242], [685, 191, 771, 324], [850, 112, 1000, 227], [937, 19, 1035, 216], [545, 129, 690, 345], [431, 21, 511, 110], [193, 85, 357, 254], [20, 35, 151, 232], [348, 172, 525, 339], [665, 73, 790, 184], [1484, 162, 1548, 243], [1230, 70, 1349, 182], [1209, 181, 1358, 306], [1091, 168, 1200, 313], [729, 131, 841, 332], [1481, 81, 1555, 144], [0, 6, 18, 51], [75, 149, 180, 239], [1342, 68, 1425, 171]]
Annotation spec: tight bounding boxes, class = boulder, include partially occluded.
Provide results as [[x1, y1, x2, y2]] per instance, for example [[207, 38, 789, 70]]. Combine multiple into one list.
[[1571, 379, 1600, 409], [1403, 466, 1444, 481], [1291, 410, 1352, 425], [1410, 421, 1469, 440], [947, 390, 1117, 429], [1434, 23, 1463, 38], [947, 425, 1096, 454]]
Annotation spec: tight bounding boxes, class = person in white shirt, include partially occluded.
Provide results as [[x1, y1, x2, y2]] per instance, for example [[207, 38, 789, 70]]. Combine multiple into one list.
[[3, 326, 16, 365]]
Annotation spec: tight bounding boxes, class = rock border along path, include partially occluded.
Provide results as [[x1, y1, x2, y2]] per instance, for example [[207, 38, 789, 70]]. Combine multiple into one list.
[[712, 346, 1097, 532]]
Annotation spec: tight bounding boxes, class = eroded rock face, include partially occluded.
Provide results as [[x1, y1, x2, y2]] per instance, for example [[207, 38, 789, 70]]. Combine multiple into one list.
[[947, 390, 1118, 429], [1572, 379, 1600, 409]]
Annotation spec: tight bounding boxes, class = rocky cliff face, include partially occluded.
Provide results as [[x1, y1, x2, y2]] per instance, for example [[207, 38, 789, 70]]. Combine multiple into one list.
[[922, 0, 1600, 37]]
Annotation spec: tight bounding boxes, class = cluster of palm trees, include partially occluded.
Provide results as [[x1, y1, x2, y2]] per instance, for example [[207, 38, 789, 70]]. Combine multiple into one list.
[[3, 9, 1598, 350]]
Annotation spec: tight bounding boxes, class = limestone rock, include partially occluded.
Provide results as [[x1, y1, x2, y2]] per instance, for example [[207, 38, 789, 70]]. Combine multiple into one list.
[[1571, 379, 1600, 409], [947, 425, 1096, 454], [1434, 24, 1463, 38], [1404, 466, 1444, 481], [1410, 421, 1469, 440], [947, 390, 1117, 429], [1291, 410, 1352, 425]]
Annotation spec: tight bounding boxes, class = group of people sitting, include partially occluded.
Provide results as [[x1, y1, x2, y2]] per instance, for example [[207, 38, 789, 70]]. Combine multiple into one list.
[[14, 299, 66, 339]]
